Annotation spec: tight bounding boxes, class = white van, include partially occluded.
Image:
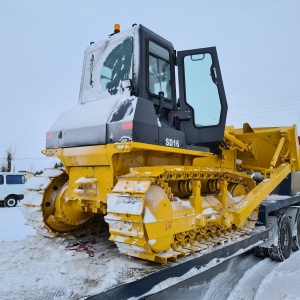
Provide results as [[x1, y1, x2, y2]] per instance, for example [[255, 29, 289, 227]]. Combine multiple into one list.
[[0, 172, 26, 207]]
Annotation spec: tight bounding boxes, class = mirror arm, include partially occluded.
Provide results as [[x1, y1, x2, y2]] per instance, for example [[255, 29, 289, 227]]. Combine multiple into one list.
[[156, 91, 165, 114]]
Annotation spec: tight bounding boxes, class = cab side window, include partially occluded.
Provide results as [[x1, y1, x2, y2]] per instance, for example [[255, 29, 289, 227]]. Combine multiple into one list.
[[0, 175, 3, 185], [148, 41, 172, 99], [6, 175, 25, 184]]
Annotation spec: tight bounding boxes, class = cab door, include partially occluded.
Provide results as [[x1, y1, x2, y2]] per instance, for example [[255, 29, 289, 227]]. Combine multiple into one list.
[[177, 47, 228, 144]]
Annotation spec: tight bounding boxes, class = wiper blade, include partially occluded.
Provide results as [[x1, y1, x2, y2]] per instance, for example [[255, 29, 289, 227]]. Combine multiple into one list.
[[89, 54, 94, 87]]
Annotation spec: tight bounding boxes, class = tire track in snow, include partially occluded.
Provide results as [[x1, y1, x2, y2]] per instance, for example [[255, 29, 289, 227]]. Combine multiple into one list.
[[201, 253, 261, 300], [148, 252, 277, 300], [226, 256, 277, 300]]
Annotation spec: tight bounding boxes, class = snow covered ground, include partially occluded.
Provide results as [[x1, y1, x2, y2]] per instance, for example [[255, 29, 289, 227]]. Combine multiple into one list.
[[0, 205, 158, 300], [1, 205, 300, 300]]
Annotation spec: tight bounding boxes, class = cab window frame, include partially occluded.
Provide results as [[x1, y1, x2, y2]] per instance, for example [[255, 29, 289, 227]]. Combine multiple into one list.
[[147, 39, 173, 100]]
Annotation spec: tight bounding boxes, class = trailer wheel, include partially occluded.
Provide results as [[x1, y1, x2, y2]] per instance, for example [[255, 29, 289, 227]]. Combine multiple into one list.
[[254, 246, 269, 258], [292, 212, 300, 251], [4, 196, 18, 207], [268, 214, 292, 261]]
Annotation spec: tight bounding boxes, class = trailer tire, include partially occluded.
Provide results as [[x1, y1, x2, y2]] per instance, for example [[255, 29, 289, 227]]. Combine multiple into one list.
[[4, 196, 18, 207], [268, 214, 292, 261], [254, 246, 269, 258], [292, 212, 300, 251]]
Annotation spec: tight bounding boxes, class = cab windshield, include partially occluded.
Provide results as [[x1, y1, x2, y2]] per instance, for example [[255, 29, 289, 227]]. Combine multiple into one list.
[[79, 32, 134, 104]]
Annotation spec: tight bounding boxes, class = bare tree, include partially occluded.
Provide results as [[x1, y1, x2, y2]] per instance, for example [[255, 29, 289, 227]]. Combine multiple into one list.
[[1, 159, 7, 172], [6, 147, 15, 172], [1, 147, 16, 172]]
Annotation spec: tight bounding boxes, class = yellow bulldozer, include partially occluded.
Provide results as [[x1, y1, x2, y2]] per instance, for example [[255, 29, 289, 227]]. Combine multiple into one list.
[[23, 24, 300, 264]]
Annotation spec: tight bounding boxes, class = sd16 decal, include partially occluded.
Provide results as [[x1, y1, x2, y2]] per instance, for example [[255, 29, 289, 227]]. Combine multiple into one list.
[[165, 138, 180, 147]]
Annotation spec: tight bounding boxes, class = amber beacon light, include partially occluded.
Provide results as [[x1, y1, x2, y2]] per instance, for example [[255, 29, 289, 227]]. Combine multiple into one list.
[[114, 24, 120, 33]]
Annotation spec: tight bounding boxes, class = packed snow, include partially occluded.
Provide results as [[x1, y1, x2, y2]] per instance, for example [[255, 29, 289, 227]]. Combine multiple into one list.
[[1, 205, 300, 299], [228, 254, 300, 300], [0, 205, 158, 300]]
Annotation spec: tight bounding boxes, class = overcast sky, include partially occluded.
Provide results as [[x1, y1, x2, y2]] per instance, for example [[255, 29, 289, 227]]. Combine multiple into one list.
[[1, 0, 299, 172]]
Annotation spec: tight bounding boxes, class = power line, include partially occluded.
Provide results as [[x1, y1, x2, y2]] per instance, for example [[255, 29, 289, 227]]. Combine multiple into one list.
[[228, 112, 300, 123], [13, 157, 50, 161], [229, 95, 300, 109], [229, 101, 300, 113], [0, 141, 45, 147], [228, 106, 300, 117]]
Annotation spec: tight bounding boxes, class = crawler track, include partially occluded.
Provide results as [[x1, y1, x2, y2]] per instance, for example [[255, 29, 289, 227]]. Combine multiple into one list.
[[105, 165, 258, 263]]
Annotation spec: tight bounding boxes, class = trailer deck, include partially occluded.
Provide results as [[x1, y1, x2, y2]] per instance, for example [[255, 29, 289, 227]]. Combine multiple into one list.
[[87, 227, 269, 300]]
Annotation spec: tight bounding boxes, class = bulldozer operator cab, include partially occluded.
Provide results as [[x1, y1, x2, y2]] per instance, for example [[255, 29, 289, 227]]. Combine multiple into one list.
[[47, 24, 227, 153]]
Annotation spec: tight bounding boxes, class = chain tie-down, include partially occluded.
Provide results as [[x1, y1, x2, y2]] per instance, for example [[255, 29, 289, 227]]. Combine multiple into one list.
[[65, 239, 96, 257]]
